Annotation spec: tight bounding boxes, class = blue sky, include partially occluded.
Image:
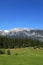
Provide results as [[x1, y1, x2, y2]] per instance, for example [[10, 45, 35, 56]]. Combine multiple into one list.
[[0, 0, 43, 30]]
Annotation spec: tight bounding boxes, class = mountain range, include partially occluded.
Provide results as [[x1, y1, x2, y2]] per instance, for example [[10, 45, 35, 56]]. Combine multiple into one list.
[[0, 28, 43, 41]]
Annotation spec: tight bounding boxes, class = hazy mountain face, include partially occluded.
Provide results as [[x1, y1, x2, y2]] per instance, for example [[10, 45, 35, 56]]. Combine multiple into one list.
[[0, 28, 43, 41]]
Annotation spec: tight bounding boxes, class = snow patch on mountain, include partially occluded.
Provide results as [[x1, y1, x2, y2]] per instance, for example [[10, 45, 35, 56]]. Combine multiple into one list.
[[4, 30, 9, 33], [0, 28, 43, 41]]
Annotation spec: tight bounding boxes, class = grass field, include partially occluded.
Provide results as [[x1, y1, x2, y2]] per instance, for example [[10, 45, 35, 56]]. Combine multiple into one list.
[[0, 47, 43, 65]]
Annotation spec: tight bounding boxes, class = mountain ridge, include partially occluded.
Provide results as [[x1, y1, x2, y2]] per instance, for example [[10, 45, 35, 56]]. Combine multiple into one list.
[[0, 28, 43, 41]]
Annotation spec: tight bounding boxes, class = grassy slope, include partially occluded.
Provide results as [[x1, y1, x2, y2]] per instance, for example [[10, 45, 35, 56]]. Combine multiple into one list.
[[0, 47, 43, 65]]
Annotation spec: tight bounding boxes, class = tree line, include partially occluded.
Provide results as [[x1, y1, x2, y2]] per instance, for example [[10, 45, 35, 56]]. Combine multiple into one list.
[[0, 36, 43, 48]]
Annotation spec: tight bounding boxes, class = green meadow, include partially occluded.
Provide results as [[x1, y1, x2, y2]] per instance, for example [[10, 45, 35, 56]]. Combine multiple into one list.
[[0, 47, 43, 65]]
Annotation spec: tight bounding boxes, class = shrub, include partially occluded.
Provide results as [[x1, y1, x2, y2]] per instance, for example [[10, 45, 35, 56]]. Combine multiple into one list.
[[0, 49, 5, 54], [37, 46, 40, 49], [15, 53, 18, 55], [2, 49, 5, 54], [34, 46, 37, 49], [7, 49, 11, 55]]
